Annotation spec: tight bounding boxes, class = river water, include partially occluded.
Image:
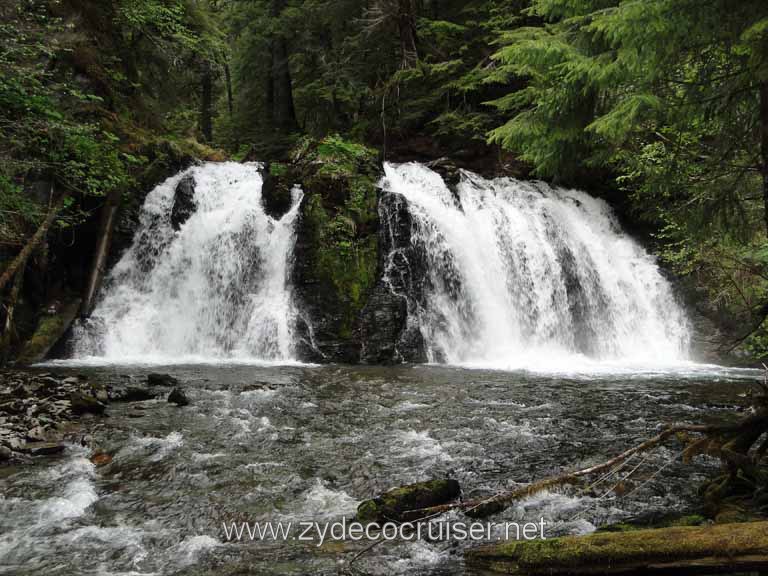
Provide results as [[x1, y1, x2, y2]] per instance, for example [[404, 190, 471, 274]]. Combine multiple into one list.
[[0, 362, 759, 575]]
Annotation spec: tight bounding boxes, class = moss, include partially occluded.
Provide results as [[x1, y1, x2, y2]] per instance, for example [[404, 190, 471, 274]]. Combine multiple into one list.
[[17, 299, 82, 365], [598, 514, 707, 534], [466, 521, 768, 575], [294, 136, 381, 341], [357, 479, 461, 523]]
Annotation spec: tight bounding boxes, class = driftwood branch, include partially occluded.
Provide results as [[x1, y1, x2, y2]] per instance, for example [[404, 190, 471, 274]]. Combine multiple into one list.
[[0, 190, 66, 293]]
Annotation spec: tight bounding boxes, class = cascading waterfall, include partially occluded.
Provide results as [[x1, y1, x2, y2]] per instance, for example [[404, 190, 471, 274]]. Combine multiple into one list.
[[71, 162, 303, 363], [380, 162, 691, 369]]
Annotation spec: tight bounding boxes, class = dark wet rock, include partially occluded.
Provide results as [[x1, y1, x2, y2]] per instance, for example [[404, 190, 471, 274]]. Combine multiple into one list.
[[70, 392, 106, 415], [170, 174, 197, 231], [21, 442, 65, 456], [127, 412, 146, 419], [114, 387, 156, 402], [147, 373, 180, 387], [261, 162, 295, 219], [26, 425, 47, 442], [360, 191, 428, 363], [0, 445, 11, 461], [357, 479, 461, 523], [167, 388, 189, 407]]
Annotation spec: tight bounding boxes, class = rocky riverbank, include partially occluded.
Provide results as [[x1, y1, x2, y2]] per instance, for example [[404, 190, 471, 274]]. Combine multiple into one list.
[[0, 371, 186, 463]]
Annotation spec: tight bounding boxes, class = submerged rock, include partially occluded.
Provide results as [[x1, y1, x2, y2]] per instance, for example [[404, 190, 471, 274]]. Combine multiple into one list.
[[147, 373, 180, 387], [70, 392, 106, 415], [356, 479, 461, 523], [114, 387, 156, 402], [167, 388, 189, 406], [21, 442, 65, 456]]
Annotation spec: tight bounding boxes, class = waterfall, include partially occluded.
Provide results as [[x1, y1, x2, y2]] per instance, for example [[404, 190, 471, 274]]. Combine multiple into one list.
[[380, 162, 691, 369], [71, 162, 303, 363]]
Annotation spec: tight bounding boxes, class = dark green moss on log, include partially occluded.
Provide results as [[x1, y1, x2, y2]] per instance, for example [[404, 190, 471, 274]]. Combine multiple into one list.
[[16, 298, 82, 365], [357, 479, 461, 523], [465, 521, 768, 575]]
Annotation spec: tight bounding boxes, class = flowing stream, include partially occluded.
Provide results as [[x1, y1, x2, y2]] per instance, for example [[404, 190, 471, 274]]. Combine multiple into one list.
[[0, 364, 759, 575]]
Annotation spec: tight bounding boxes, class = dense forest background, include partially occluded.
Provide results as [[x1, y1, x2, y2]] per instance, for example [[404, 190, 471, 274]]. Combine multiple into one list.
[[1, 0, 768, 359]]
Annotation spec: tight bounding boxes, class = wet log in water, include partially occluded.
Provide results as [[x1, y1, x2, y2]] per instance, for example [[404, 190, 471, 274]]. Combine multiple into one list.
[[465, 521, 768, 575]]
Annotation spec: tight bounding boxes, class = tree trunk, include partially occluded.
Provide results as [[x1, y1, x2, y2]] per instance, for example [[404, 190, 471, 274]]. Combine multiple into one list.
[[0, 192, 66, 293], [224, 59, 234, 117], [397, 0, 419, 67], [81, 188, 121, 319], [200, 63, 214, 143], [761, 81, 768, 236], [0, 266, 25, 365], [270, 0, 297, 132]]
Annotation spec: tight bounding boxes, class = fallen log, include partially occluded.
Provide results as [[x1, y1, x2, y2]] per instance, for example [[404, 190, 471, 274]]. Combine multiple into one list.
[[16, 298, 81, 364], [356, 479, 461, 523], [81, 187, 121, 318], [465, 521, 768, 575]]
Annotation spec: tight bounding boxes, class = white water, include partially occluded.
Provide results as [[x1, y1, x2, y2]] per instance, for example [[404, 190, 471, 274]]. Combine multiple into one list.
[[381, 162, 691, 370], [72, 162, 303, 363]]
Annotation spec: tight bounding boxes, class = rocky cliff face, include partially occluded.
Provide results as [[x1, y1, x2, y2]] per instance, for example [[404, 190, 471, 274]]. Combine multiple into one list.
[[263, 137, 427, 364], [359, 190, 427, 364]]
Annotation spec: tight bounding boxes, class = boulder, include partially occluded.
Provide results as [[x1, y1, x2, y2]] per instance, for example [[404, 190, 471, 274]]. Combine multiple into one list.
[[167, 388, 189, 407], [0, 445, 11, 461], [70, 392, 106, 415], [114, 387, 156, 402], [356, 479, 461, 523], [147, 373, 180, 387], [22, 442, 65, 456], [26, 425, 47, 442]]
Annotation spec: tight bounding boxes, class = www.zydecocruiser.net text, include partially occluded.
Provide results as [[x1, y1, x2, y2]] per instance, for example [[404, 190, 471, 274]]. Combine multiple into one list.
[[221, 518, 547, 547]]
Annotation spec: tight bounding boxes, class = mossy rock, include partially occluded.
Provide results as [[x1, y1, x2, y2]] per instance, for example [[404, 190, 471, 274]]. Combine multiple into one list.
[[16, 299, 82, 365], [466, 521, 768, 575], [357, 479, 461, 523], [289, 136, 382, 361]]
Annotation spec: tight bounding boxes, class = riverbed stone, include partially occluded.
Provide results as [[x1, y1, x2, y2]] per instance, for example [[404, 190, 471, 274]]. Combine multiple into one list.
[[115, 387, 156, 402], [147, 373, 180, 387], [70, 392, 106, 415], [26, 426, 47, 442], [167, 388, 189, 406], [22, 442, 65, 456]]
